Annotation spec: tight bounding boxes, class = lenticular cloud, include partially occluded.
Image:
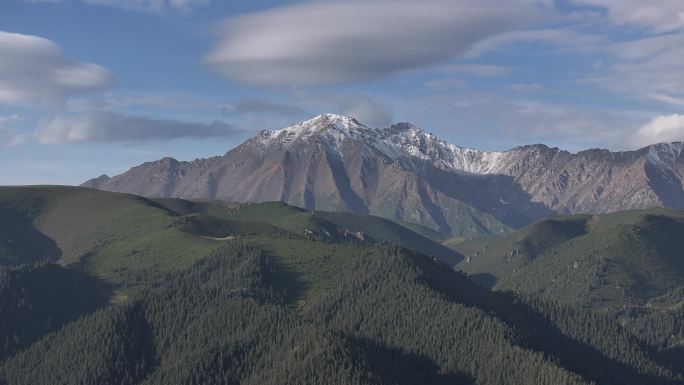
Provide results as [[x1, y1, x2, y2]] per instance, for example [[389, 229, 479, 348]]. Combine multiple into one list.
[[204, 0, 538, 86], [0, 31, 112, 105]]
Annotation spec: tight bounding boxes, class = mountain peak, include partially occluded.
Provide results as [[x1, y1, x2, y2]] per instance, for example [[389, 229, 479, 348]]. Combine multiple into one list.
[[251, 114, 507, 173], [308, 113, 365, 126], [256, 113, 376, 146], [290, 113, 368, 133]]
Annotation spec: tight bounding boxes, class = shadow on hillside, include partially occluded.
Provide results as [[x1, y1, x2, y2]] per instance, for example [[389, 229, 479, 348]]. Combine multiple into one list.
[[467, 273, 497, 289], [640, 214, 684, 276], [344, 335, 475, 385], [0, 264, 113, 361], [0, 208, 62, 264], [261, 253, 309, 306], [409, 160, 554, 232], [413, 253, 680, 385]]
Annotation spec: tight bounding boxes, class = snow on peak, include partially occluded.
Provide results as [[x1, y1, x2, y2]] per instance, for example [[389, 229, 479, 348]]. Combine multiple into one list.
[[646, 142, 684, 168], [257, 113, 375, 145], [254, 114, 507, 174], [373, 123, 506, 173]]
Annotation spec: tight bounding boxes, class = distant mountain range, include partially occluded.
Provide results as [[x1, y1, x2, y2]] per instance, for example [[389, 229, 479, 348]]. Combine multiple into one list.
[[84, 113, 684, 236]]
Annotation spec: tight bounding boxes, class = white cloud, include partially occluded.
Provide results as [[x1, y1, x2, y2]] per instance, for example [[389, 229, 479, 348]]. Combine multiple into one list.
[[0, 115, 26, 147], [336, 95, 394, 128], [0, 31, 112, 105], [629, 114, 684, 147], [204, 0, 540, 86], [571, 0, 684, 33], [34, 112, 239, 143], [25, 0, 209, 13]]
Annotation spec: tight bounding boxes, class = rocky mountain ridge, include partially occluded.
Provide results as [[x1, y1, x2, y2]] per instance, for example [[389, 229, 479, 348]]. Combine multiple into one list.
[[84, 114, 684, 236]]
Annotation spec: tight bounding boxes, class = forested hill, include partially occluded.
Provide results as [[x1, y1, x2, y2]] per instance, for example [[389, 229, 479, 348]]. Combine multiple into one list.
[[0, 186, 682, 384], [2, 244, 681, 385]]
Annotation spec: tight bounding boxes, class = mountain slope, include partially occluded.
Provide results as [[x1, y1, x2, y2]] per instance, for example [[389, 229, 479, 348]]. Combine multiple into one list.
[[84, 114, 684, 236], [450, 208, 684, 310]]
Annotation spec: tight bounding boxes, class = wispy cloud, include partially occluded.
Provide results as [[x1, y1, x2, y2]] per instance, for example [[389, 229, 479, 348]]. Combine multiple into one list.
[[0, 31, 112, 106], [423, 78, 467, 90], [570, 0, 684, 33], [0, 114, 27, 147], [34, 112, 239, 144], [587, 33, 684, 107], [24, 0, 210, 13], [431, 92, 656, 150], [204, 0, 541, 86], [66, 92, 217, 113], [221, 99, 306, 118], [507, 83, 546, 92], [466, 29, 604, 57], [442, 64, 513, 77]]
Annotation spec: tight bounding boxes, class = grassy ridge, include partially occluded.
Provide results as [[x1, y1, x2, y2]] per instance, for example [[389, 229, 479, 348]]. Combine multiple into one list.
[[0, 187, 220, 292], [194, 201, 464, 265], [0, 187, 461, 296]]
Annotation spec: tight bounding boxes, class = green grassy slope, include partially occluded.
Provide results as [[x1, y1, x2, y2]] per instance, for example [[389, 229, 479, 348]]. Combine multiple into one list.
[[0, 186, 220, 292], [0, 187, 460, 294], [450, 209, 684, 310], [183, 200, 464, 265]]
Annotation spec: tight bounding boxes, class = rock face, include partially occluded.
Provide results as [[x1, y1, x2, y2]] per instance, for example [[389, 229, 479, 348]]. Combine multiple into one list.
[[83, 114, 684, 236]]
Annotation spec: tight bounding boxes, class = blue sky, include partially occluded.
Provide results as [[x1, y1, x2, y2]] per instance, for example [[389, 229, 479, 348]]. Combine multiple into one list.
[[1, 0, 683, 185]]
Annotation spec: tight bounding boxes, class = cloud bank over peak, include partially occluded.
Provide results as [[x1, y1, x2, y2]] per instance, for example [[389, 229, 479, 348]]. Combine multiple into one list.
[[629, 114, 684, 148], [0, 31, 112, 106], [204, 0, 541, 86]]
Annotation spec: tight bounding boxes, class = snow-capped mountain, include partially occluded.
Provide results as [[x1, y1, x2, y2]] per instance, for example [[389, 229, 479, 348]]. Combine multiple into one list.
[[253, 114, 507, 173], [83, 114, 684, 236]]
